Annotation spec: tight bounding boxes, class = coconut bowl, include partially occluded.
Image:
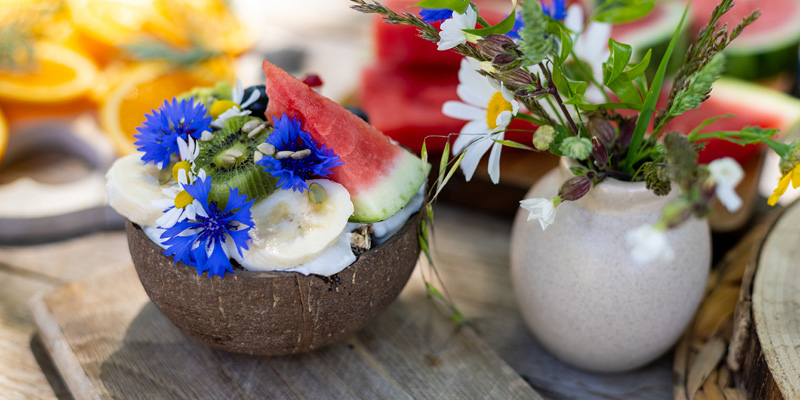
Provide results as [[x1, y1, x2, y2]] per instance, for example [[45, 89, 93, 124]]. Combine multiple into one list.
[[126, 213, 420, 356]]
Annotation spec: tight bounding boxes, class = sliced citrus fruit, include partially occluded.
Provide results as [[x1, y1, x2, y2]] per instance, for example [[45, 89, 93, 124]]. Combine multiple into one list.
[[0, 105, 7, 163], [0, 41, 98, 103], [149, 0, 253, 56], [99, 62, 232, 155]]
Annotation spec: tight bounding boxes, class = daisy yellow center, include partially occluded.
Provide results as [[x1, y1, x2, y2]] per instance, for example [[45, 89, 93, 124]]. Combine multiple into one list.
[[486, 91, 513, 130], [172, 161, 192, 182], [209, 100, 239, 118], [174, 190, 194, 209]]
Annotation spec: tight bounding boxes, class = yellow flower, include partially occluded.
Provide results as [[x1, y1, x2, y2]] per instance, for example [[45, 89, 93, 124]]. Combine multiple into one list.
[[768, 164, 800, 206]]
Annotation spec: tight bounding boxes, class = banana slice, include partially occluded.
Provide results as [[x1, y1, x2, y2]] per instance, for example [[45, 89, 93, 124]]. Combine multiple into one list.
[[106, 153, 169, 226], [235, 179, 354, 270]]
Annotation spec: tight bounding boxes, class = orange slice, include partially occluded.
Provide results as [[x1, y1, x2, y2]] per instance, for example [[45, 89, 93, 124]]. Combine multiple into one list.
[[149, 0, 254, 56], [99, 61, 233, 155], [0, 42, 98, 103], [0, 105, 7, 163]]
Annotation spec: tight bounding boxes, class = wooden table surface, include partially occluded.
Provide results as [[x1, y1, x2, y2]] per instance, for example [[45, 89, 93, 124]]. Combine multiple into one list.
[[1, 204, 675, 399]]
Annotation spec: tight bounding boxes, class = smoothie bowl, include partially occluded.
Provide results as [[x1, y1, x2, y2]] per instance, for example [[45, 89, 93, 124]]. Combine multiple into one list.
[[106, 61, 426, 355]]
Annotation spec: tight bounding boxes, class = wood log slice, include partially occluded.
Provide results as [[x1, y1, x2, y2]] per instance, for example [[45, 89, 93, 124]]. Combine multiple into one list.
[[742, 199, 800, 399]]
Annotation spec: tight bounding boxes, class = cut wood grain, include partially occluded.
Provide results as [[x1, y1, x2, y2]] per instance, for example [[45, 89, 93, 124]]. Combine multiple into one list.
[[0, 270, 60, 400], [32, 266, 542, 399], [745, 199, 800, 399]]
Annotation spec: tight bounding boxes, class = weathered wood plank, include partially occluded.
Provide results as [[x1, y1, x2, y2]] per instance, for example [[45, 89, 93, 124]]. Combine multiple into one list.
[[0, 269, 60, 400], [0, 231, 133, 399], [33, 266, 542, 399]]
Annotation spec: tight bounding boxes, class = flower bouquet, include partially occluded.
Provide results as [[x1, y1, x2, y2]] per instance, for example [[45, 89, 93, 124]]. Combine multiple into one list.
[[106, 61, 427, 355], [354, 0, 800, 371]]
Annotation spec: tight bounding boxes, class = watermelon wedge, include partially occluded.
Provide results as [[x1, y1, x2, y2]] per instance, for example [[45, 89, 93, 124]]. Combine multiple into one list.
[[610, 0, 688, 78], [666, 78, 800, 164], [262, 61, 427, 223], [691, 0, 800, 80]]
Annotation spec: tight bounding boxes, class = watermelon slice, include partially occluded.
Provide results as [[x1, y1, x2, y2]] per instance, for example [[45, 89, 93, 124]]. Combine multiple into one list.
[[610, 0, 689, 78], [691, 0, 800, 80], [666, 78, 800, 164], [262, 61, 427, 223]]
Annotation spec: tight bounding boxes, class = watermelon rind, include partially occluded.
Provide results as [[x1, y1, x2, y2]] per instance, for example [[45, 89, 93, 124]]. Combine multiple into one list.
[[349, 149, 426, 223], [711, 77, 800, 137], [723, 45, 798, 81], [698, 0, 800, 80]]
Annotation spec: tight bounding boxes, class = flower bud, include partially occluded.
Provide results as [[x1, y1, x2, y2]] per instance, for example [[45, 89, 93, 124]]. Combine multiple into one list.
[[587, 116, 615, 144], [617, 118, 635, 148], [533, 125, 555, 151], [559, 136, 592, 160], [479, 34, 516, 57], [493, 52, 518, 66], [503, 69, 533, 87], [558, 176, 591, 201], [592, 137, 608, 167]]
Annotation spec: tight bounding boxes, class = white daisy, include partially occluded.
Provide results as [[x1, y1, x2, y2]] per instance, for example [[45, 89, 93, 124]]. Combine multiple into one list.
[[153, 168, 208, 229], [443, 58, 520, 184], [211, 79, 255, 129], [437, 6, 478, 51], [231, 78, 261, 109]]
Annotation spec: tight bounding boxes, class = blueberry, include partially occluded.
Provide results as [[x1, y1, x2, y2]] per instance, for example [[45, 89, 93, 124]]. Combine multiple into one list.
[[243, 85, 268, 118], [344, 106, 369, 123]]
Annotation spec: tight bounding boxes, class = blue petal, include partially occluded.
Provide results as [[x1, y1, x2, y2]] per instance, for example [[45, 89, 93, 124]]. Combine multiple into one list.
[[133, 97, 211, 168], [419, 8, 453, 24]]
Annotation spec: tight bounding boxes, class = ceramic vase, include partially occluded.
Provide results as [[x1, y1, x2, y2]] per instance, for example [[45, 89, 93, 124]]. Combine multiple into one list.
[[509, 157, 710, 372]]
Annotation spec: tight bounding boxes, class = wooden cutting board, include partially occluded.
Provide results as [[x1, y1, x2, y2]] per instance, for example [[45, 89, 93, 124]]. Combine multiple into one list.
[[30, 265, 541, 400]]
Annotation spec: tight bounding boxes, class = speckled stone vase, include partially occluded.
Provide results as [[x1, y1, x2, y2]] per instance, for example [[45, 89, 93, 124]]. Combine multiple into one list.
[[510, 157, 710, 372]]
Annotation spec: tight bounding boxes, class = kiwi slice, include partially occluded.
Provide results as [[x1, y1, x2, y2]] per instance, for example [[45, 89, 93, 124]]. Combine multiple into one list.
[[195, 116, 277, 206]]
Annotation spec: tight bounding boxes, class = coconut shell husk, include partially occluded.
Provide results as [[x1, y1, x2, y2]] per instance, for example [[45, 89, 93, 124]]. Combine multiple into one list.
[[126, 213, 420, 356]]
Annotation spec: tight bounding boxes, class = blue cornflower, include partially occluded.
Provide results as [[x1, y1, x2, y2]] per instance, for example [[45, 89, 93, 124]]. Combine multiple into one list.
[[134, 98, 212, 169], [160, 175, 254, 278], [542, 0, 567, 21], [257, 113, 343, 192], [420, 8, 454, 24]]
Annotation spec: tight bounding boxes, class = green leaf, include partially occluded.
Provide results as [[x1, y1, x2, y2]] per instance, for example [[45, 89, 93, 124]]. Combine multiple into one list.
[[422, 141, 432, 176], [552, 67, 587, 97], [591, 0, 655, 24], [557, 23, 574, 65], [463, 0, 517, 36], [687, 114, 734, 140], [493, 139, 536, 151], [623, 49, 652, 79], [416, 0, 469, 13], [605, 79, 643, 109], [564, 94, 600, 111], [624, 3, 690, 172], [436, 141, 451, 195], [434, 152, 467, 199], [604, 38, 633, 85]]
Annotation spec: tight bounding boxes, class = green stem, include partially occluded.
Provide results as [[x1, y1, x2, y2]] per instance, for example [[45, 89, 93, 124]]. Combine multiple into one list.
[[544, 95, 566, 128], [515, 113, 548, 126], [539, 62, 580, 136]]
